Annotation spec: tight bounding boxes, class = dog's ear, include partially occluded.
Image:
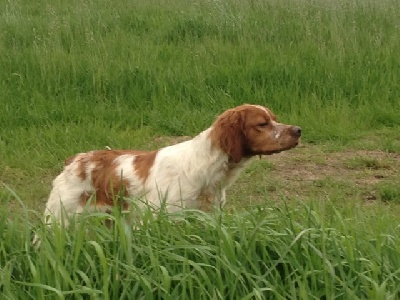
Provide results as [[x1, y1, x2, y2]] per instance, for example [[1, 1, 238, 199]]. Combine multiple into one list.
[[210, 109, 246, 163]]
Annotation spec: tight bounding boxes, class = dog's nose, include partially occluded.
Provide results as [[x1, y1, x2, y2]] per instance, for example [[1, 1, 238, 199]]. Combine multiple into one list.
[[291, 126, 302, 137]]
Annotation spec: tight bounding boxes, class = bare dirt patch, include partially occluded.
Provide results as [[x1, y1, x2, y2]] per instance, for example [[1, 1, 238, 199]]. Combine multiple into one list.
[[251, 144, 400, 203]]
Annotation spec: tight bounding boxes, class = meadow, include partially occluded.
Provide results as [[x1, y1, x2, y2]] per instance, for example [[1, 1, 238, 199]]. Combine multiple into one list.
[[1, 0, 400, 298]]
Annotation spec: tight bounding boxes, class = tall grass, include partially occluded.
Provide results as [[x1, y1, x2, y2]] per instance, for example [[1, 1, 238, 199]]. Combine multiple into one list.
[[1, 0, 399, 186], [1, 0, 400, 135], [1, 197, 399, 299]]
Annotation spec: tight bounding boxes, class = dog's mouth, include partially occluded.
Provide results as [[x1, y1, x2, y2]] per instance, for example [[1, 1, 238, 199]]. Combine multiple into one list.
[[263, 141, 299, 156]]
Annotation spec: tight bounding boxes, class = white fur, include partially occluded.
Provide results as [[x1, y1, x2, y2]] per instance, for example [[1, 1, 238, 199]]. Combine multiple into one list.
[[142, 128, 250, 211], [41, 127, 250, 227]]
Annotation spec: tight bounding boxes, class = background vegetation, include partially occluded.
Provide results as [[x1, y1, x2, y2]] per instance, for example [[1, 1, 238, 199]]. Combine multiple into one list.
[[1, 0, 399, 298]]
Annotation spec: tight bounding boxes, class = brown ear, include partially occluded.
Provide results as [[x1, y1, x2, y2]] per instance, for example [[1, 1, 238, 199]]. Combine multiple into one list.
[[210, 109, 245, 163]]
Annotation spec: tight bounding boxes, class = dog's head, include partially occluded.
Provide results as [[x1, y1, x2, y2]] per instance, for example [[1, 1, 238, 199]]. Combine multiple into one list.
[[210, 104, 301, 162]]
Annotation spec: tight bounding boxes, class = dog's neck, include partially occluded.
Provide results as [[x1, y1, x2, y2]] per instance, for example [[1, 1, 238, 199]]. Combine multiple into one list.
[[182, 128, 250, 183]]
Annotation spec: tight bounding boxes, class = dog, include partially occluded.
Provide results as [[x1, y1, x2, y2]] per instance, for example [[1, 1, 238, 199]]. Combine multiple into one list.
[[39, 104, 301, 229]]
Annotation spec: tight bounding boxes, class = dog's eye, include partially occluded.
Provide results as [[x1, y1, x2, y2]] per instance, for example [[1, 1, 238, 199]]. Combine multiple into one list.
[[258, 122, 269, 127]]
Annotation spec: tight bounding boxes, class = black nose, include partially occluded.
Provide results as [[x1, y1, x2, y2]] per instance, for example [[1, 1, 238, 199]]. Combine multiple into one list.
[[291, 126, 302, 137]]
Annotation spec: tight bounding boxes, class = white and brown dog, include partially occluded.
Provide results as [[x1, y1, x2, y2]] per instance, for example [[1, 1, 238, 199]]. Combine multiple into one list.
[[40, 104, 301, 228]]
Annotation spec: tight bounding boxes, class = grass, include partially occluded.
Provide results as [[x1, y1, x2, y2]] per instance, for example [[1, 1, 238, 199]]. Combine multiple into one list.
[[378, 183, 400, 203], [1, 0, 400, 298], [344, 157, 390, 170], [1, 199, 400, 299]]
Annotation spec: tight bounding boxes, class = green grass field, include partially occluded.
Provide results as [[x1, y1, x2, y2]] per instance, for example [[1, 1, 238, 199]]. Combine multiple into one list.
[[1, 0, 400, 298]]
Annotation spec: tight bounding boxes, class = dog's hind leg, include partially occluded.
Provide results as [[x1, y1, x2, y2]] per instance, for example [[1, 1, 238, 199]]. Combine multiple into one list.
[[33, 171, 89, 247]]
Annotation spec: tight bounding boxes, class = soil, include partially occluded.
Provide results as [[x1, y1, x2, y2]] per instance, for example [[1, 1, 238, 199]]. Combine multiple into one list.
[[259, 143, 400, 203]]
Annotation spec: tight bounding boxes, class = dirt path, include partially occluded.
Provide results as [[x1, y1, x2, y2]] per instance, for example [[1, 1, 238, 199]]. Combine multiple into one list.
[[256, 144, 400, 203]]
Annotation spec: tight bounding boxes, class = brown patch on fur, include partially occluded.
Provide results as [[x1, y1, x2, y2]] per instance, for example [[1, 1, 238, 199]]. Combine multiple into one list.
[[74, 150, 149, 208], [209, 107, 246, 163], [79, 191, 127, 227], [91, 151, 134, 207], [198, 193, 213, 212], [134, 151, 158, 183], [64, 154, 88, 180], [79, 191, 92, 206], [76, 155, 88, 180], [64, 155, 76, 166], [64, 153, 89, 180]]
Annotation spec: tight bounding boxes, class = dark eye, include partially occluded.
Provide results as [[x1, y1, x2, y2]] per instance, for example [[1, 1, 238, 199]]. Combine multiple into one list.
[[258, 122, 269, 127]]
